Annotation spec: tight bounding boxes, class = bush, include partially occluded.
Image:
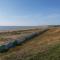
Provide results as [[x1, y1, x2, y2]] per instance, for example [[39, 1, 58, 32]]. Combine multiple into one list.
[[0, 45, 6, 52]]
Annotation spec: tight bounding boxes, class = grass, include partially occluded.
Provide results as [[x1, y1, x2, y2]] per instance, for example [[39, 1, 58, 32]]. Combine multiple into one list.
[[0, 29, 41, 40], [28, 43, 60, 60], [0, 27, 60, 60], [1, 42, 60, 60]]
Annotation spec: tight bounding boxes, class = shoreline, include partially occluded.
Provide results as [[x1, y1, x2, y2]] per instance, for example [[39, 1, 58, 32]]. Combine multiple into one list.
[[0, 28, 40, 33]]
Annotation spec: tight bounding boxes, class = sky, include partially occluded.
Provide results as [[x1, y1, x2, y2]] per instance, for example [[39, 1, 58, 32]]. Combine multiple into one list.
[[0, 0, 60, 26]]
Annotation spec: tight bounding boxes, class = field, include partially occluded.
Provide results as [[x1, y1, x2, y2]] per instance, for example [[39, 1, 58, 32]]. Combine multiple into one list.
[[0, 27, 60, 60]]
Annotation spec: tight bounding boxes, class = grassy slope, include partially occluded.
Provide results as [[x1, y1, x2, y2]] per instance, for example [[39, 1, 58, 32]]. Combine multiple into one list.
[[0, 27, 60, 60]]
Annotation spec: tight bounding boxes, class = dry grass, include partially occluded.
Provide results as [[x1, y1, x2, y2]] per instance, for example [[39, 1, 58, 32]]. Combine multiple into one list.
[[0, 29, 41, 42], [0, 27, 60, 60]]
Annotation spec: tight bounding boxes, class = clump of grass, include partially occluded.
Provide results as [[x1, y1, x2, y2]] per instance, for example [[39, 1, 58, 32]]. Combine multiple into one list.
[[0, 36, 6, 41]]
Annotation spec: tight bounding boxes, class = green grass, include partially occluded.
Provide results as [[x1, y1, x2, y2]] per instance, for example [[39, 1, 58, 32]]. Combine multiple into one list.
[[26, 43, 60, 60]]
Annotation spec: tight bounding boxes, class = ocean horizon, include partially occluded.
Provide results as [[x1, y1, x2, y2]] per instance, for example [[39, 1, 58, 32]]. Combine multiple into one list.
[[0, 26, 41, 30]]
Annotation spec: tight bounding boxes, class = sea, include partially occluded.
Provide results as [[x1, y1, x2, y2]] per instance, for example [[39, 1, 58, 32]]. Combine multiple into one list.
[[0, 26, 41, 30]]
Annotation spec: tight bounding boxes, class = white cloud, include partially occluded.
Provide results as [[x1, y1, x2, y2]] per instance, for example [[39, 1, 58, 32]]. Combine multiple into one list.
[[0, 21, 17, 26]]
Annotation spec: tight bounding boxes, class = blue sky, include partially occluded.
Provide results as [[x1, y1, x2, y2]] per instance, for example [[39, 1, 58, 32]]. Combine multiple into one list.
[[0, 0, 60, 26]]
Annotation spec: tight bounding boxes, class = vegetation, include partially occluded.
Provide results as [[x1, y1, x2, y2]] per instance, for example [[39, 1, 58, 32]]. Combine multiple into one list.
[[27, 43, 60, 60], [0, 27, 60, 60]]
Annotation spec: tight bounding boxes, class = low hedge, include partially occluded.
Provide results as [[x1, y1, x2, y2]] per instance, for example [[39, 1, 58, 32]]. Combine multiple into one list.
[[0, 30, 46, 53]]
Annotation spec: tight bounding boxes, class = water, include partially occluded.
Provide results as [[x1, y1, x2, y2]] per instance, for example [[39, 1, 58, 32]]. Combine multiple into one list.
[[0, 26, 40, 30]]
